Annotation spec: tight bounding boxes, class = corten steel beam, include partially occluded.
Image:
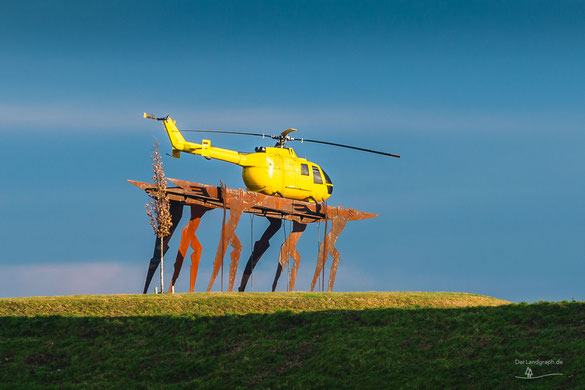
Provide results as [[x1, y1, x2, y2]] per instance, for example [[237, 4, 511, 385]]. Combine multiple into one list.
[[271, 221, 307, 292], [310, 210, 353, 292], [238, 217, 282, 292], [168, 204, 211, 293], [206, 188, 261, 292], [130, 179, 377, 292]]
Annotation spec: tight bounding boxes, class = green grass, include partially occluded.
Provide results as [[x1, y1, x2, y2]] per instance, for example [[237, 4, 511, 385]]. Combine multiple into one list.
[[0, 292, 583, 389], [0, 291, 508, 317]]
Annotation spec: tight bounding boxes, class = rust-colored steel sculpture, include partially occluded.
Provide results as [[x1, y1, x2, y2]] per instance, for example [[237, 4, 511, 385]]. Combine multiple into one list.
[[310, 208, 354, 292], [130, 178, 376, 293], [207, 187, 261, 292], [272, 221, 307, 292], [168, 204, 210, 293], [238, 217, 282, 292]]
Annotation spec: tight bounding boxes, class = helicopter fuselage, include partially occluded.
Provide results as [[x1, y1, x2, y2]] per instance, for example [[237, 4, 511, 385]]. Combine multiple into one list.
[[162, 117, 333, 202], [241, 147, 333, 202]]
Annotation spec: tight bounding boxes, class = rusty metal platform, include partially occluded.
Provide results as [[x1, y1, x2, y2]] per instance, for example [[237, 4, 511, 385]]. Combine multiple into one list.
[[129, 178, 377, 223], [130, 178, 378, 293]]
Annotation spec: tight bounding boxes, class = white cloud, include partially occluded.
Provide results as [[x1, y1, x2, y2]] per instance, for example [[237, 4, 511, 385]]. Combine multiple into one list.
[[0, 256, 379, 298], [0, 103, 141, 130], [138, 106, 585, 137], [0, 102, 581, 136], [0, 262, 144, 298]]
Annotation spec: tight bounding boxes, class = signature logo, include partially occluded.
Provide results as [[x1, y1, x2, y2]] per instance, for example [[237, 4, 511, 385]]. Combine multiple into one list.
[[515, 367, 563, 380]]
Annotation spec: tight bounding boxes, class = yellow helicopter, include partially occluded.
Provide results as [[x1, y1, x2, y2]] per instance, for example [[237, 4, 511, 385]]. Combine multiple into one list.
[[144, 113, 399, 202]]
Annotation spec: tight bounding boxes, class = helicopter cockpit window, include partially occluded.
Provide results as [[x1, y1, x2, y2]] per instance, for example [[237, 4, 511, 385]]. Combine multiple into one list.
[[322, 169, 332, 185], [300, 163, 309, 176], [312, 166, 323, 184]]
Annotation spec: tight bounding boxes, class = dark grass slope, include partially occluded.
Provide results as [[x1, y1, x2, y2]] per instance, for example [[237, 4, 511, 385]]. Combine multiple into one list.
[[0, 293, 583, 389]]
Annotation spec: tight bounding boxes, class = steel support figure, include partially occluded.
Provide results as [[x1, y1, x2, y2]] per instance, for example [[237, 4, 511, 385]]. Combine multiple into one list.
[[168, 204, 210, 292], [207, 189, 259, 292], [310, 211, 352, 292], [143, 200, 184, 294], [238, 217, 282, 292], [272, 221, 307, 291]]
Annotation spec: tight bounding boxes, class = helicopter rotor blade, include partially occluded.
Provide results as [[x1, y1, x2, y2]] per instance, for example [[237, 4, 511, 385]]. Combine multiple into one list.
[[181, 129, 270, 138], [178, 128, 399, 157], [296, 138, 400, 158], [280, 128, 297, 137]]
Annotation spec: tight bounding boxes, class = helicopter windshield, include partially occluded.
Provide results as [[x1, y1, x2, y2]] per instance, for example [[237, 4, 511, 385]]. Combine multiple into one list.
[[312, 166, 323, 184], [322, 168, 332, 185]]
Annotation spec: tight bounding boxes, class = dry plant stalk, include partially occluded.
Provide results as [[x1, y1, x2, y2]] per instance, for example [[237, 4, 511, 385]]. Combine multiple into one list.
[[145, 140, 172, 237], [145, 140, 172, 293]]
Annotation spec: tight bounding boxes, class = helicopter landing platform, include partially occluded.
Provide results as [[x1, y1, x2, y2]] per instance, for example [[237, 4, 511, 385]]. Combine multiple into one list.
[[129, 178, 378, 294], [128, 178, 378, 223]]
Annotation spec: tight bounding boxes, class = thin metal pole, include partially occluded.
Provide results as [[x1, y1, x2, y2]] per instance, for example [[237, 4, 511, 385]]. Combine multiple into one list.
[[286, 242, 290, 293], [317, 221, 320, 291], [250, 214, 254, 292], [220, 184, 226, 293], [221, 218, 225, 292], [323, 217, 327, 292], [281, 221, 287, 292], [160, 235, 164, 294]]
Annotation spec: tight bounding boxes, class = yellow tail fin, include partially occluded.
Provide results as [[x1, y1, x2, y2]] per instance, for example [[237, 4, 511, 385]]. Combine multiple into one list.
[[144, 112, 243, 165], [161, 116, 186, 151]]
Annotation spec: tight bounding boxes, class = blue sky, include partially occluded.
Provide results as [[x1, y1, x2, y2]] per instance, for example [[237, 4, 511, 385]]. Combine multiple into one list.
[[0, 1, 583, 301]]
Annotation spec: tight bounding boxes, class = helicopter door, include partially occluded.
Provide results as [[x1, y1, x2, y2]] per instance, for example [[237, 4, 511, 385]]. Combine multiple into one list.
[[284, 158, 295, 188], [298, 163, 311, 191]]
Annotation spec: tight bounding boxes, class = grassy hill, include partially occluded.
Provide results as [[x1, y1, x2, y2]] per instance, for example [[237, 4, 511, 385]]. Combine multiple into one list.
[[0, 292, 582, 389]]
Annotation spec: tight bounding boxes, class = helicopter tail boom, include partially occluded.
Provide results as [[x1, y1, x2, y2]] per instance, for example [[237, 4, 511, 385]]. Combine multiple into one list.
[[153, 114, 245, 165]]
